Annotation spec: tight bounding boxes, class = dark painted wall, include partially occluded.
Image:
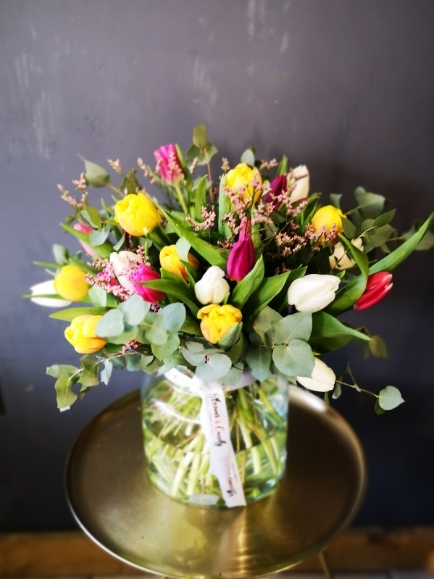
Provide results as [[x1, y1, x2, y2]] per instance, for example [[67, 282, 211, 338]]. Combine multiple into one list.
[[1, 0, 433, 531]]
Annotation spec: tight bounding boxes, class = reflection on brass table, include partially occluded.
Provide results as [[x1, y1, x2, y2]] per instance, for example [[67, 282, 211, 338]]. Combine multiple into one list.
[[66, 386, 366, 579]]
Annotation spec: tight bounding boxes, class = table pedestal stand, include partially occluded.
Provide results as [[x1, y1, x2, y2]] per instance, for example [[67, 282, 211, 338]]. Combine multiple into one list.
[[66, 386, 366, 579]]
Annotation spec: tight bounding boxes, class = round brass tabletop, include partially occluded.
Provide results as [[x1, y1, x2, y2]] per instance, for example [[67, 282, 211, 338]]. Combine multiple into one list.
[[66, 386, 366, 579]]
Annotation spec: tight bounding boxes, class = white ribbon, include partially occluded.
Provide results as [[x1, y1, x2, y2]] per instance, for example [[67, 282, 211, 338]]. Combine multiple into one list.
[[164, 367, 254, 507]]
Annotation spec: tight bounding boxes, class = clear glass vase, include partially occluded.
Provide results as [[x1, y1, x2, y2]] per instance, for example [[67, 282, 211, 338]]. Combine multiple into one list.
[[141, 369, 289, 507]]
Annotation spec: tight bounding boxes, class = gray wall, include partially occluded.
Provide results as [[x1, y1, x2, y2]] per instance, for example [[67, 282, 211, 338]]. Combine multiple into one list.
[[1, 0, 433, 531]]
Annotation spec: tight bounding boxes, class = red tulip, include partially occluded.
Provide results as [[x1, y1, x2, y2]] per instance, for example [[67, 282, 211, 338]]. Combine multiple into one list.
[[130, 264, 166, 304], [154, 144, 183, 184], [227, 236, 255, 282], [263, 175, 287, 209], [354, 271, 393, 311]]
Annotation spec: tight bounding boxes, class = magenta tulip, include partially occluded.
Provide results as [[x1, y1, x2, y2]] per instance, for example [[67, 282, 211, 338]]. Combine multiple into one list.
[[354, 271, 393, 311], [154, 144, 183, 184], [130, 264, 166, 304], [263, 175, 287, 209], [227, 236, 256, 282]]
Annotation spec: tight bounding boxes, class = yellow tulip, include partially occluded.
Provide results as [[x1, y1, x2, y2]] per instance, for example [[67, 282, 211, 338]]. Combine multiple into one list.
[[226, 163, 262, 205], [54, 265, 90, 302], [114, 192, 161, 236], [64, 315, 107, 354], [197, 304, 242, 344], [311, 205, 344, 242], [160, 245, 199, 280]]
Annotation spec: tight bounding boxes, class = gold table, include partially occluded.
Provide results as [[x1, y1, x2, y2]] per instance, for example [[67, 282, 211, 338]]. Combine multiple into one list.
[[66, 386, 366, 579]]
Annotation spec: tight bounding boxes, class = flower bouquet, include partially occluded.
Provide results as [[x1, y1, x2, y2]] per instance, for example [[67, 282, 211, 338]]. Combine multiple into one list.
[[28, 125, 433, 507]]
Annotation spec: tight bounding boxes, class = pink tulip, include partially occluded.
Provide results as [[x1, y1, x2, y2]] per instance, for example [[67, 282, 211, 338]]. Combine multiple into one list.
[[354, 271, 393, 311], [154, 144, 183, 184], [227, 236, 256, 282], [73, 223, 99, 258], [263, 175, 287, 209], [130, 264, 166, 304]]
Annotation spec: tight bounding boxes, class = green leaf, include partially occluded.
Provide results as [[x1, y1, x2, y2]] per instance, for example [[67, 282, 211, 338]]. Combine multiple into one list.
[[246, 346, 272, 381], [101, 360, 113, 385], [230, 256, 265, 309], [341, 217, 356, 239], [170, 218, 229, 270], [354, 188, 385, 220], [332, 382, 342, 399], [89, 227, 110, 247], [196, 353, 232, 382], [378, 386, 405, 411], [310, 311, 370, 352], [373, 209, 396, 228], [227, 333, 247, 365], [53, 244, 69, 265], [272, 340, 315, 378], [142, 279, 199, 316], [252, 306, 282, 346], [240, 148, 255, 166], [145, 315, 167, 345], [276, 155, 287, 176], [175, 237, 191, 262], [46, 364, 78, 378], [329, 194, 342, 210], [375, 399, 386, 415], [49, 306, 108, 321], [180, 314, 201, 335], [243, 270, 292, 328], [338, 234, 369, 278], [82, 157, 110, 188], [152, 334, 180, 360], [78, 355, 99, 387], [60, 223, 112, 259], [81, 207, 102, 229], [273, 312, 312, 345], [88, 285, 107, 307], [369, 212, 434, 274], [217, 322, 242, 348], [402, 220, 434, 251], [181, 344, 206, 366], [140, 355, 154, 370], [193, 124, 207, 148], [194, 176, 208, 222], [368, 335, 389, 358], [365, 224, 395, 248], [218, 174, 232, 239], [161, 303, 186, 333], [54, 374, 78, 410], [96, 309, 124, 337], [119, 295, 150, 326]]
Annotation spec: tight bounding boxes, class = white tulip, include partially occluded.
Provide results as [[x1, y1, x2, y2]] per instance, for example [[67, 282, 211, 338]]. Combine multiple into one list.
[[289, 165, 309, 202], [194, 266, 230, 305], [329, 238, 363, 270], [297, 358, 336, 392], [30, 280, 72, 308], [110, 251, 140, 293], [287, 274, 340, 312]]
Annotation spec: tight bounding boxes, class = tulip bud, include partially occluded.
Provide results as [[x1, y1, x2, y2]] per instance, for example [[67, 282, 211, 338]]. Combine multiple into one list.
[[54, 265, 90, 302], [197, 304, 242, 344], [154, 144, 184, 184], [329, 238, 364, 270], [110, 251, 141, 294], [287, 274, 340, 312], [114, 192, 161, 236], [311, 205, 344, 242], [64, 315, 107, 354], [226, 163, 262, 205], [227, 236, 256, 282], [263, 175, 287, 209], [194, 266, 230, 305], [160, 245, 199, 280], [288, 165, 309, 203], [297, 358, 336, 392], [73, 222, 99, 258], [130, 264, 166, 304], [354, 271, 393, 311], [30, 280, 72, 308]]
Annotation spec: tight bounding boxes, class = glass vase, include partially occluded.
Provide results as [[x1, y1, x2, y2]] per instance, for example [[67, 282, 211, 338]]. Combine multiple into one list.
[[141, 369, 289, 507]]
